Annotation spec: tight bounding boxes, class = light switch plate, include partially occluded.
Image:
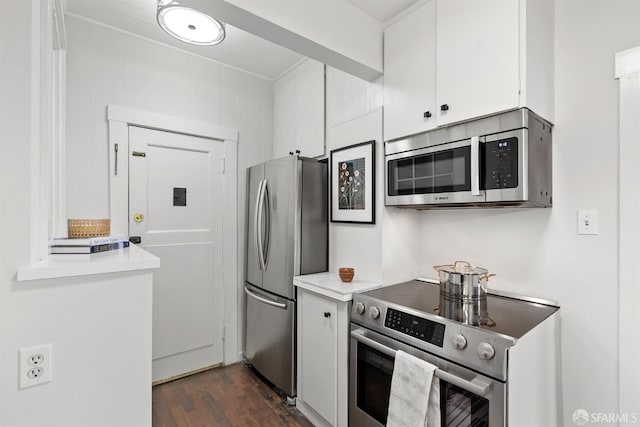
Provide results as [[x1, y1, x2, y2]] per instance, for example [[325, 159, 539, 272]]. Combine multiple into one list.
[[578, 209, 598, 235]]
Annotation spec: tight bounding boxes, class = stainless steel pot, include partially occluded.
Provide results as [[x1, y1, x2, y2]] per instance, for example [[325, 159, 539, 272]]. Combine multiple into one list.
[[434, 261, 496, 300], [438, 292, 496, 327]]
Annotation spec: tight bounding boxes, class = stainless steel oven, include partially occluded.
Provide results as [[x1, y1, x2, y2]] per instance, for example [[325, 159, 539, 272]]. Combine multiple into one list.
[[349, 325, 504, 427], [349, 279, 560, 427], [385, 108, 552, 208]]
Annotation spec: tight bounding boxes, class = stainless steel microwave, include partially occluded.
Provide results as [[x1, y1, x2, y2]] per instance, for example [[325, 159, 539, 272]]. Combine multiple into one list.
[[385, 108, 553, 208]]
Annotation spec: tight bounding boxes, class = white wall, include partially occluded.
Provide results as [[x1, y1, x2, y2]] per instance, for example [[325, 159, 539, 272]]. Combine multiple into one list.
[[0, 3, 153, 426], [325, 66, 435, 286], [64, 15, 274, 363], [325, 67, 384, 283], [3, 273, 154, 427]]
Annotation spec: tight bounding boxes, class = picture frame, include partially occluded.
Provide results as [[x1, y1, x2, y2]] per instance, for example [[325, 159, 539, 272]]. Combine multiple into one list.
[[330, 140, 375, 224]]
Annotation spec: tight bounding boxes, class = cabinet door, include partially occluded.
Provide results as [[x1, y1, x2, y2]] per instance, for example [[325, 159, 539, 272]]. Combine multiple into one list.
[[436, 0, 519, 126], [273, 76, 296, 158], [273, 59, 325, 159], [301, 291, 337, 425], [383, 0, 436, 141], [296, 60, 325, 158]]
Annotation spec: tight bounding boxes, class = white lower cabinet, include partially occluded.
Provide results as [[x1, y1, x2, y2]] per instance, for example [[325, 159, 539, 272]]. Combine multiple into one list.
[[297, 288, 350, 427]]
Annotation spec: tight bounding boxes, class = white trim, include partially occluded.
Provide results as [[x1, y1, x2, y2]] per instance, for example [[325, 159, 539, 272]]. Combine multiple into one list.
[[617, 45, 640, 416], [107, 104, 238, 142], [273, 56, 309, 82], [222, 139, 239, 365], [51, 48, 66, 238], [615, 46, 640, 79], [108, 120, 129, 236], [65, 12, 275, 82], [382, 0, 432, 29], [30, 0, 42, 263]]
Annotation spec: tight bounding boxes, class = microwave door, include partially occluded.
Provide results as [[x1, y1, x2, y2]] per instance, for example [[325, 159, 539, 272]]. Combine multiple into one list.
[[481, 129, 526, 203], [385, 138, 485, 206]]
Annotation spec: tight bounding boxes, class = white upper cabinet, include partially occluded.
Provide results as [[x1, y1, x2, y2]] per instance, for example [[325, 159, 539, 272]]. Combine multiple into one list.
[[436, 0, 519, 126], [383, 0, 554, 141], [383, 0, 437, 140], [273, 59, 325, 159]]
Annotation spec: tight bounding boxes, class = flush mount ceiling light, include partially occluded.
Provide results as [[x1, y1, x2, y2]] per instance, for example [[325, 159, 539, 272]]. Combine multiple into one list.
[[157, 0, 226, 46]]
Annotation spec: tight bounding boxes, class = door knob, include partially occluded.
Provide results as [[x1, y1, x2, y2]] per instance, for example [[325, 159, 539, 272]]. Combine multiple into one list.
[[134, 213, 144, 223]]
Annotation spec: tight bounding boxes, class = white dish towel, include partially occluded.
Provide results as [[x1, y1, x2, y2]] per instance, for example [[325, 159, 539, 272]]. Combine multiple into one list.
[[386, 350, 441, 427]]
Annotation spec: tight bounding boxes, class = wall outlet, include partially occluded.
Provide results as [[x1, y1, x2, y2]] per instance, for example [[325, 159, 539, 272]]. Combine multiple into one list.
[[578, 209, 598, 235], [19, 344, 52, 389]]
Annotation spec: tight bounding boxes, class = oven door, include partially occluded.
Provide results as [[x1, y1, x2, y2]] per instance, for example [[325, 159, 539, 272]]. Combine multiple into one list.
[[385, 138, 485, 206], [349, 325, 505, 427]]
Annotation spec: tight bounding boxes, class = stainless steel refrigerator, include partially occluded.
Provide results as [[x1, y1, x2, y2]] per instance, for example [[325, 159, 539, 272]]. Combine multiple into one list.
[[244, 155, 327, 399]]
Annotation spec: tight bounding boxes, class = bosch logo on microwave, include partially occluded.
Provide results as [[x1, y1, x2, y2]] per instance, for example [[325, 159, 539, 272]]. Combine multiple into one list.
[[435, 196, 449, 201]]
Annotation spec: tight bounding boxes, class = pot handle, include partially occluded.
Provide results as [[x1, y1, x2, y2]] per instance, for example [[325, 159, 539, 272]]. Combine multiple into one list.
[[479, 273, 497, 292]]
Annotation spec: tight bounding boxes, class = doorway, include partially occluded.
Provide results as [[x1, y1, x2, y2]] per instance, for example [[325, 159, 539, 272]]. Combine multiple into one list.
[[107, 105, 240, 382]]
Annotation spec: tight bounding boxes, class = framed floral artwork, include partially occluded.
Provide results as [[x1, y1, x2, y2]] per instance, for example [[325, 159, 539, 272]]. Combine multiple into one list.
[[330, 140, 375, 224]]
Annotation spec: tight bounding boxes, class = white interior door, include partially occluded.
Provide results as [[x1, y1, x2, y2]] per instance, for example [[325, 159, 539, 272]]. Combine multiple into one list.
[[128, 126, 224, 382]]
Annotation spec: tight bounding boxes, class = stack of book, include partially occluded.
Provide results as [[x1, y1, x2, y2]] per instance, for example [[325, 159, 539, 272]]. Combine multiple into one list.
[[49, 234, 130, 254]]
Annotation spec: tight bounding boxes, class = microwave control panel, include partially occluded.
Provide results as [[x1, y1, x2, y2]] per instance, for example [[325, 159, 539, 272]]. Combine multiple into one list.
[[385, 308, 445, 347], [482, 137, 518, 190]]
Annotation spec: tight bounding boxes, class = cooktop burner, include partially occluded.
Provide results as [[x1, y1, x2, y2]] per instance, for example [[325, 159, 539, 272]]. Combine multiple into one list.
[[361, 279, 557, 339]]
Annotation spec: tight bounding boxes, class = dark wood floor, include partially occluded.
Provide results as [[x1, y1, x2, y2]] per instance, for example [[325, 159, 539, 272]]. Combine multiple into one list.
[[152, 363, 313, 427]]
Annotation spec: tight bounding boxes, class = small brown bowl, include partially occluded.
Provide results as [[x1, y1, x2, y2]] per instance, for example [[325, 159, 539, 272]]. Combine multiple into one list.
[[339, 267, 355, 283]]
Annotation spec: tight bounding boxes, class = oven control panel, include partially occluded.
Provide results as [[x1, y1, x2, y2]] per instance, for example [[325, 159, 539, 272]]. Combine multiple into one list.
[[385, 308, 446, 347]]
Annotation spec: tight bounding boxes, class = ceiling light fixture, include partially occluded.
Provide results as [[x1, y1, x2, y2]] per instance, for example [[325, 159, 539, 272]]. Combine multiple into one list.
[[157, 0, 226, 46]]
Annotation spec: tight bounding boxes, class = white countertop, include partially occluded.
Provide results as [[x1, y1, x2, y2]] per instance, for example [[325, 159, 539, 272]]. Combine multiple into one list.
[[17, 244, 161, 282], [293, 272, 382, 302]]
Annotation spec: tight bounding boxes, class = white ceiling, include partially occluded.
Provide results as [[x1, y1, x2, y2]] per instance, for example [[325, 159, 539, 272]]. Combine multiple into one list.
[[65, 0, 420, 80], [345, 0, 420, 23]]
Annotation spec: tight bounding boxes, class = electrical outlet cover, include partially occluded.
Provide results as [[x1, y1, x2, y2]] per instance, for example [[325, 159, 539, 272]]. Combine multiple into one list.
[[19, 344, 52, 389]]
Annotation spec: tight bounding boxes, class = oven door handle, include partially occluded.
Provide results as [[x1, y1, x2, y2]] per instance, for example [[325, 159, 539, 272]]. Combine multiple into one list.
[[350, 329, 493, 397]]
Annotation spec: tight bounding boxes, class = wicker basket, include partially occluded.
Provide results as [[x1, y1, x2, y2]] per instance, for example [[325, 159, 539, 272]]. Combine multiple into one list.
[[67, 219, 111, 238]]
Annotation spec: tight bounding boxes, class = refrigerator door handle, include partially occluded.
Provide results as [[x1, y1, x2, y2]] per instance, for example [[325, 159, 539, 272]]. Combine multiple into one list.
[[263, 180, 271, 270], [255, 180, 266, 271], [244, 285, 287, 310]]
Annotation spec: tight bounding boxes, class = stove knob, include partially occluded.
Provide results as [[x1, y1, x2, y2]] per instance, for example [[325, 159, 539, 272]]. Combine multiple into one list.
[[369, 307, 381, 319], [451, 333, 467, 350], [477, 342, 496, 360], [354, 302, 366, 315]]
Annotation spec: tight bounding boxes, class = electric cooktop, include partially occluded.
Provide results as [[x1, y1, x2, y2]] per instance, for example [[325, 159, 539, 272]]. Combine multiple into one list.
[[360, 279, 558, 339], [351, 278, 559, 380]]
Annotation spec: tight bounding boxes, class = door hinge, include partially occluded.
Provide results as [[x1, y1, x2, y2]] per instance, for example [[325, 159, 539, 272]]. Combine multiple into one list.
[[222, 158, 226, 174]]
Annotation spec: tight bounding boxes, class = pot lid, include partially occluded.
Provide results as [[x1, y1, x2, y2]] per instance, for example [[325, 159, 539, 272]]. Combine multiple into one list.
[[434, 260, 489, 275]]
